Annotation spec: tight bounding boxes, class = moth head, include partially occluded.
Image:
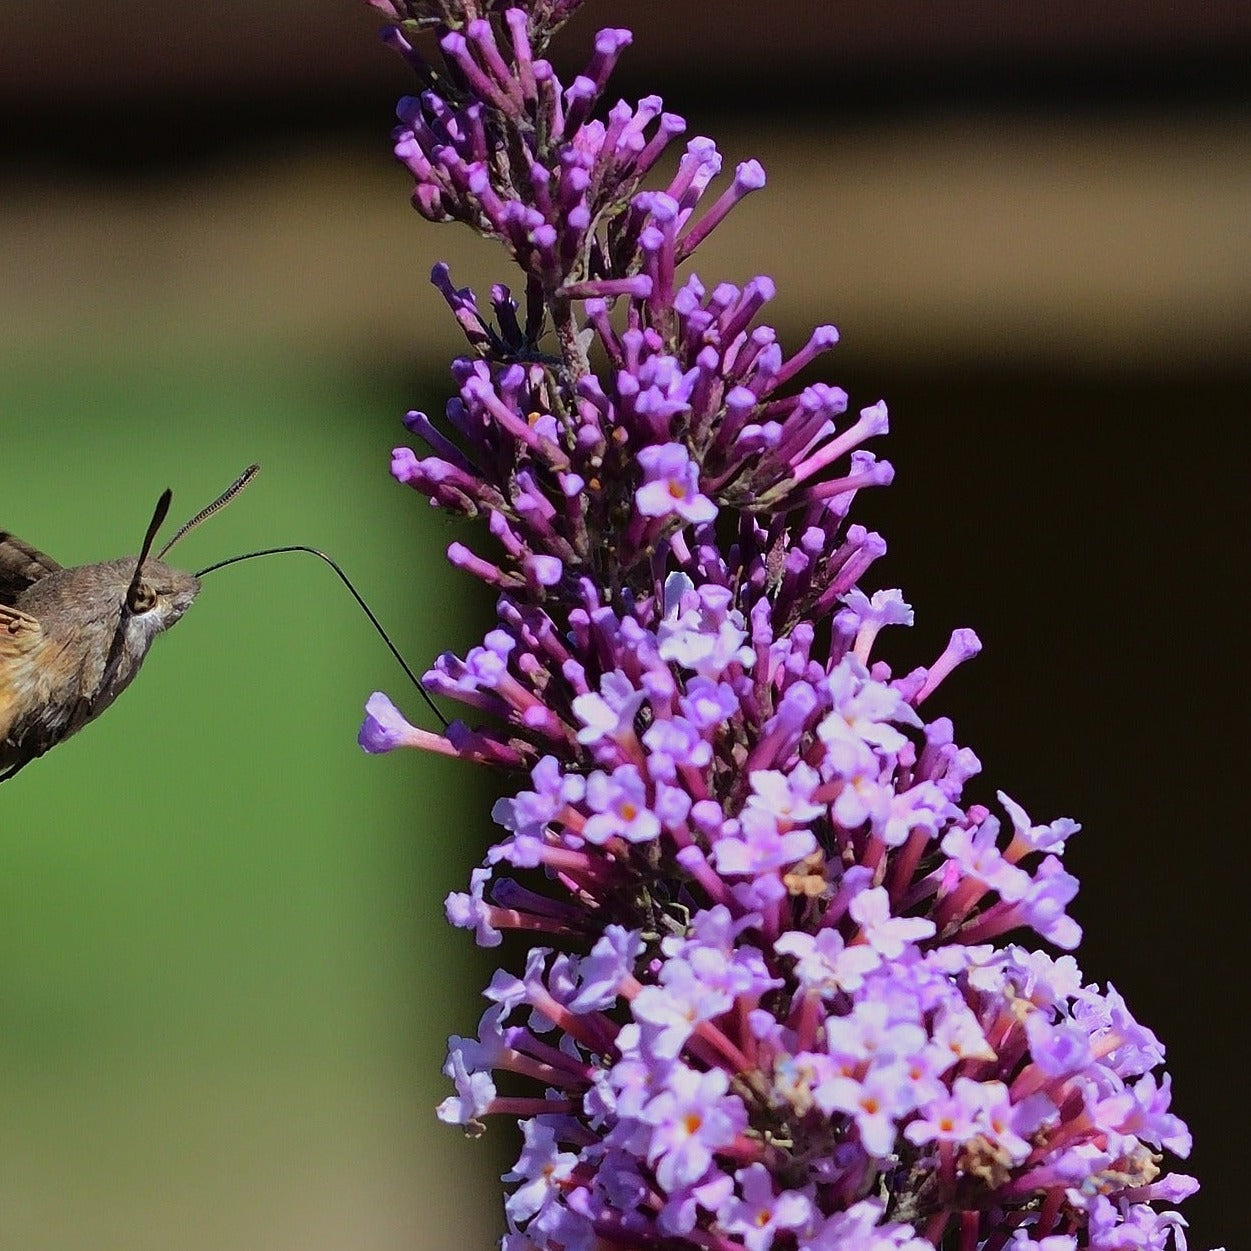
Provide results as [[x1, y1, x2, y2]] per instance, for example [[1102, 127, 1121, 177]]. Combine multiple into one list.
[[123, 557, 201, 632]]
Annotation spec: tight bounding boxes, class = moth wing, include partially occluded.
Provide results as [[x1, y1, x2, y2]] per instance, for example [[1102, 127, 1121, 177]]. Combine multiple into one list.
[[0, 604, 46, 776], [0, 604, 43, 656], [0, 533, 62, 607]]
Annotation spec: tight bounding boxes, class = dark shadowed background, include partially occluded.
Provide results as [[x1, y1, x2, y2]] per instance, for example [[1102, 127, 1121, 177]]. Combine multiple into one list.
[[2, 3, 1248, 1250]]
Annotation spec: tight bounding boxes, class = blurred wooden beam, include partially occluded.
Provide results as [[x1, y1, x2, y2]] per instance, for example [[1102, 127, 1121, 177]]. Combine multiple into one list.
[[2, 114, 1246, 374]]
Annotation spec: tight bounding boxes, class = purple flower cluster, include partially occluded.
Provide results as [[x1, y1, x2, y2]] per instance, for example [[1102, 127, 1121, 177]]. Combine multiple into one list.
[[357, 4, 1203, 1249]]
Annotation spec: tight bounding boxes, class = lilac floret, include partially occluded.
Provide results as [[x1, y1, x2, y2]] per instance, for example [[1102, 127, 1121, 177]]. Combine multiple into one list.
[[357, 690, 435, 753], [635, 442, 718, 524]]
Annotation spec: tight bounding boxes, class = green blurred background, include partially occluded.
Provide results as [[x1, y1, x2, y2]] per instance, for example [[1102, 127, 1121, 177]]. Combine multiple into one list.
[[2, 3, 1249, 1250], [0, 359, 504, 1249]]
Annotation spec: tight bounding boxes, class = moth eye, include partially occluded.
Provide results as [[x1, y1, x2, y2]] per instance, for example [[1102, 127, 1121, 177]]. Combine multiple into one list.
[[128, 583, 157, 613]]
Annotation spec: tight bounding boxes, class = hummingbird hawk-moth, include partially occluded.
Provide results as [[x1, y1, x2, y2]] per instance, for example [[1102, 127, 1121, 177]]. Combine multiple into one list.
[[1, 463, 443, 783]]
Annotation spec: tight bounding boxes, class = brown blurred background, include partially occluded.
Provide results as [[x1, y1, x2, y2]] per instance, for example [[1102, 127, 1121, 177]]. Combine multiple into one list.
[[2, 3, 1248, 1250]]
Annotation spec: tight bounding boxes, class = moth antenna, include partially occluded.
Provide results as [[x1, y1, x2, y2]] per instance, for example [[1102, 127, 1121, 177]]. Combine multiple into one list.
[[86, 486, 174, 731], [158, 464, 261, 560], [133, 489, 174, 588], [196, 545, 449, 729]]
